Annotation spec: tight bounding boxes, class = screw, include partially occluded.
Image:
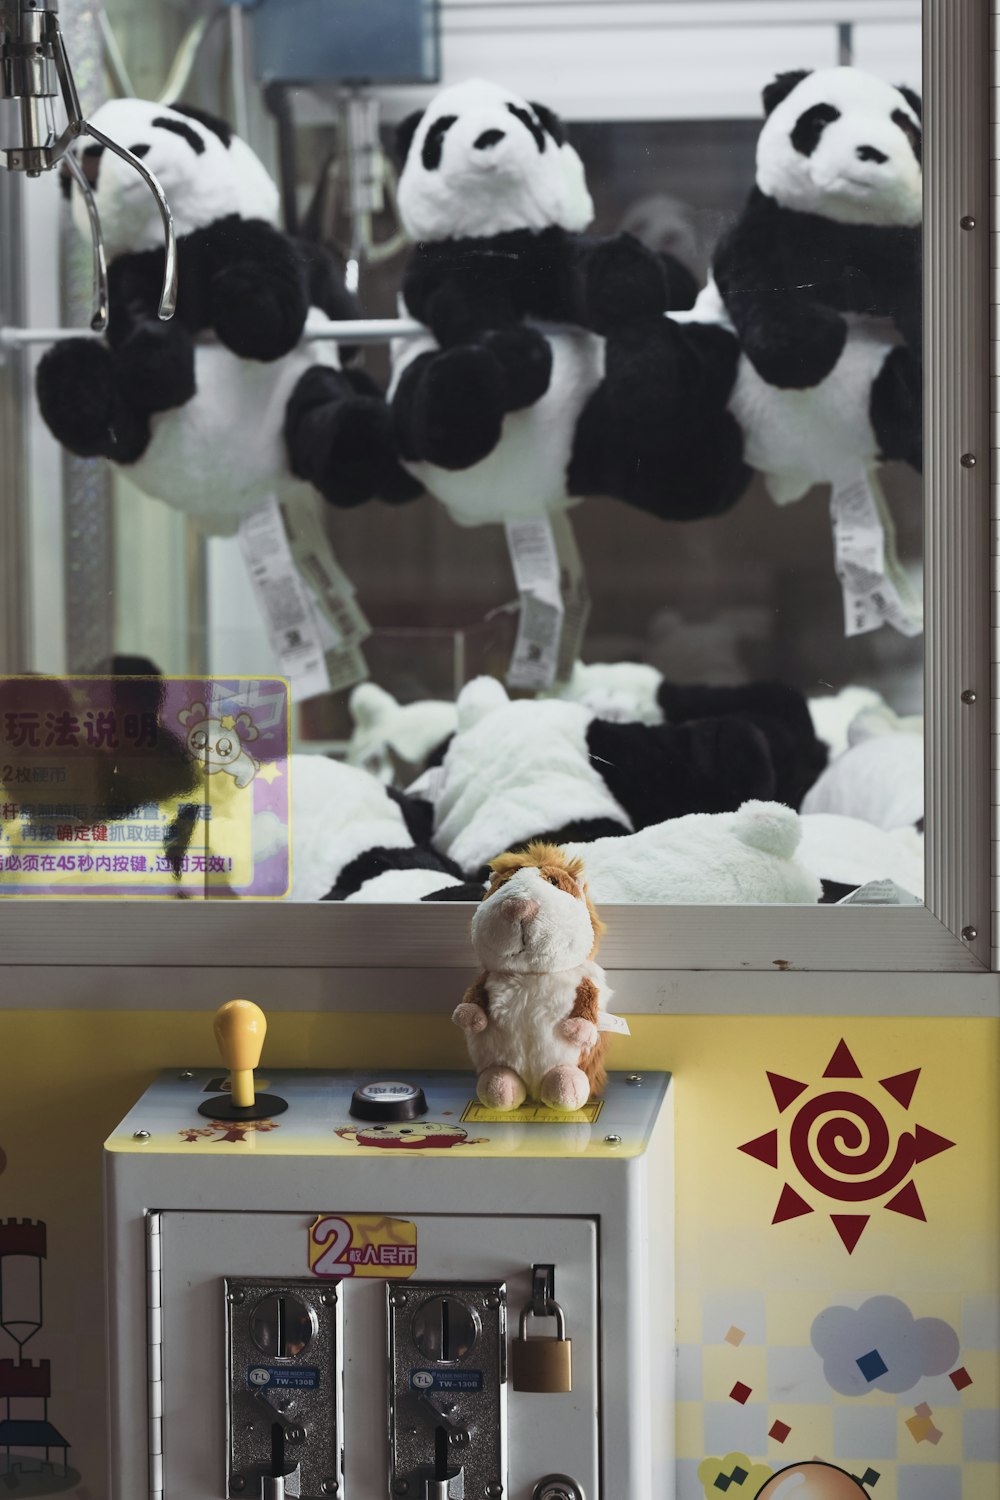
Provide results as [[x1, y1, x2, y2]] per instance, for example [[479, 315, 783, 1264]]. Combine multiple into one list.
[[486, 1486, 503, 1499], [626, 1073, 642, 1085], [390, 1291, 407, 1307], [228, 1288, 245, 1305], [321, 1482, 339, 1496], [450, 1431, 470, 1447], [178, 1069, 195, 1080], [485, 1293, 501, 1308], [961, 453, 977, 468], [961, 689, 977, 705], [393, 1482, 409, 1495], [320, 1290, 336, 1306], [961, 215, 976, 230], [230, 1480, 246, 1494], [604, 1134, 622, 1146], [287, 1426, 305, 1442], [962, 926, 978, 943], [132, 1130, 150, 1142]]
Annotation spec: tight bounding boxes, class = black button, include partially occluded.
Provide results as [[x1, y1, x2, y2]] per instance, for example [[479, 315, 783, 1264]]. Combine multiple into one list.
[[349, 1082, 428, 1123]]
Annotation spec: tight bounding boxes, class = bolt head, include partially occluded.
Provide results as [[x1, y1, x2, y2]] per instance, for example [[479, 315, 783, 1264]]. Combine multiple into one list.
[[230, 1479, 246, 1494], [961, 452, 977, 468], [961, 214, 976, 229], [321, 1477, 339, 1493], [486, 1485, 503, 1499], [961, 689, 977, 705], [320, 1290, 336, 1306], [626, 1073, 642, 1085], [228, 1288, 245, 1305], [132, 1130, 150, 1142], [393, 1482, 409, 1495], [962, 926, 978, 943], [178, 1070, 195, 1080], [390, 1291, 407, 1307], [604, 1134, 622, 1146]]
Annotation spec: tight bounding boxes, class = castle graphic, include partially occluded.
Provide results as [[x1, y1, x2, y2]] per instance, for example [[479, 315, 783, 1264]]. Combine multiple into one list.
[[0, 1219, 75, 1492]]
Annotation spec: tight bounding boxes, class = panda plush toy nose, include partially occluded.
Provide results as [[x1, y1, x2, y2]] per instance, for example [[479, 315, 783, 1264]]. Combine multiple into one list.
[[856, 144, 889, 163], [474, 128, 506, 150]]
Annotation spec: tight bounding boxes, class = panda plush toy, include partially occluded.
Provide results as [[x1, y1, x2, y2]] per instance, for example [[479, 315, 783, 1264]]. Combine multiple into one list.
[[37, 98, 416, 534], [587, 66, 923, 519], [386, 77, 698, 527]]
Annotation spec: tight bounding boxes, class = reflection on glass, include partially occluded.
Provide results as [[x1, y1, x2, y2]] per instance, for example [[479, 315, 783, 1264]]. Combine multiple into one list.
[[0, 1, 923, 908]]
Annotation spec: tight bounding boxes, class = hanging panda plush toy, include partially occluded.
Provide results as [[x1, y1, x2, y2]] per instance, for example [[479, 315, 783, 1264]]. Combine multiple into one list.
[[386, 77, 698, 527], [36, 98, 416, 534], [588, 66, 922, 520]]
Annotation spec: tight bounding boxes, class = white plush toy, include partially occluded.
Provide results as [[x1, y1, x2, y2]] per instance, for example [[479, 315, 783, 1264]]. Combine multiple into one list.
[[797, 814, 924, 901], [452, 842, 617, 1111], [802, 720, 923, 831], [563, 800, 821, 906], [550, 661, 666, 725], [287, 755, 463, 902], [346, 683, 458, 784], [38, 99, 412, 533]]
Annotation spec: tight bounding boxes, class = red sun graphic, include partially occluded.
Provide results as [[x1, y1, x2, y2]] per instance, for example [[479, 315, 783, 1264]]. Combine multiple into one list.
[[739, 1039, 954, 1253]]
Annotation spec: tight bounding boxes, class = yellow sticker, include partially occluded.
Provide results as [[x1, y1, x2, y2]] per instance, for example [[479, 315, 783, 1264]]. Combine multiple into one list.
[[308, 1214, 417, 1279], [461, 1099, 604, 1125]]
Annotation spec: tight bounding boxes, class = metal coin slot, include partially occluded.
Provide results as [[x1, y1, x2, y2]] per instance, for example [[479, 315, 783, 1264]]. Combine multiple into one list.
[[412, 1295, 480, 1364], [250, 1293, 317, 1359]]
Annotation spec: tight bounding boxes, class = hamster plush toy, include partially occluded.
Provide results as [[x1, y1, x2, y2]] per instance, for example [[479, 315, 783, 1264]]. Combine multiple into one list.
[[588, 66, 922, 519], [453, 843, 616, 1111], [387, 77, 697, 525], [37, 98, 415, 532]]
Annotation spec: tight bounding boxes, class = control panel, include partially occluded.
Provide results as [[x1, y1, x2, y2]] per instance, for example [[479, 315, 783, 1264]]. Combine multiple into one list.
[[104, 1003, 673, 1500]]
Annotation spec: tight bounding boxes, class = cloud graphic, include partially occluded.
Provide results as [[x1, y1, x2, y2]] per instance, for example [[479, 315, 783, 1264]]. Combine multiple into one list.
[[811, 1295, 959, 1395], [697, 1453, 772, 1497]]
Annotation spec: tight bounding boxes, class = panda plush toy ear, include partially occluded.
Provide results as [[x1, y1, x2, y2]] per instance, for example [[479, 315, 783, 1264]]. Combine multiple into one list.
[[528, 101, 566, 146], [761, 68, 813, 116], [395, 109, 425, 167], [897, 85, 922, 119]]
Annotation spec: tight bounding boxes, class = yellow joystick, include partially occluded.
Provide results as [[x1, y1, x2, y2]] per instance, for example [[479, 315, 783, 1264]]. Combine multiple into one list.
[[196, 999, 288, 1122], [214, 999, 266, 1108]]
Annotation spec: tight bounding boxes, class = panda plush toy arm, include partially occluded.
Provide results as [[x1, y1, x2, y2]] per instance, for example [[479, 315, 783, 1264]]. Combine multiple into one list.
[[712, 68, 923, 390]]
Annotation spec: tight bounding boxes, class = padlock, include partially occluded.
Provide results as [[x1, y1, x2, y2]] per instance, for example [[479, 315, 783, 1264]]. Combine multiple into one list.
[[511, 1300, 573, 1393]]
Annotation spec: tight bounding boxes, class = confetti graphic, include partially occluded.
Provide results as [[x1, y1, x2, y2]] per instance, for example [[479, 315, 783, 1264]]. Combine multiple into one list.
[[768, 1420, 791, 1443], [697, 1453, 772, 1499], [739, 1040, 954, 1252], [729, 1381, 753, 1404]]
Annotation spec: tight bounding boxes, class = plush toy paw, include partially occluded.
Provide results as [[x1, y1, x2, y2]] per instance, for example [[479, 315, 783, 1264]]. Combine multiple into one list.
[[742, 302, 848, 389], [452, 1002, 488, 1034], [35, 337, 150, 463], [477, 1064, 526, 1111], [285, 367, 424, 508], [210, 265, 309, 362], [115, 323, 196, 413], [557, 1016, 599, 1050], [580, 233, 669, 333], [408, 346, 506, 470], [480, 326, 552, 410], [539, 1064, 590, 1112], [871, 343, 922, 473]]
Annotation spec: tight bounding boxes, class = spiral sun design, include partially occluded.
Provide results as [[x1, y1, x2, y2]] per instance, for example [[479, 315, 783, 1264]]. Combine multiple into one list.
[[739, 1039, 954, 1253]]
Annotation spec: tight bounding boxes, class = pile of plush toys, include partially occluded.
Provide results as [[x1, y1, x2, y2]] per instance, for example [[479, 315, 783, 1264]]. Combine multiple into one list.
[[35, 67, 924, 909]]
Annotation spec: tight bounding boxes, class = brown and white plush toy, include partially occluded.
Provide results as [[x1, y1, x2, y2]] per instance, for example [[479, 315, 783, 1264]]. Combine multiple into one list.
[[452, 843, 623, 1112]]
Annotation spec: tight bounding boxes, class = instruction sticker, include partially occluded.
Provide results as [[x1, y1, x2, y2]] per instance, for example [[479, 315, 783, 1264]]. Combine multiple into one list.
[[308, 1214, 417, 1280], [411, 1369, 483, 1393], [248, 1366, 319, 1391], [461, 1099, 604, 1126]]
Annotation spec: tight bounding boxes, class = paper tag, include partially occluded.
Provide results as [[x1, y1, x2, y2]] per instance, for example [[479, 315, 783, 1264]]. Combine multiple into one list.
[[282, 492, 372, 648], [505, 514, 589, 691], [238, 498, 332, 700], [830, 472, 922, 639], [598, 1012, 631, 1036], [406, 765, 446, 804]]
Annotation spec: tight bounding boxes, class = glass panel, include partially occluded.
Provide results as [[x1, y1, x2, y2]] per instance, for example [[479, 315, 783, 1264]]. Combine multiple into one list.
[[0, 0, 924, 911]]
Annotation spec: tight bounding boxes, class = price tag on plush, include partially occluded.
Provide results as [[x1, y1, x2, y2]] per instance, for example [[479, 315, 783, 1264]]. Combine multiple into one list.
[[238, 498, 332, 700], [504, 514, 589, 691], [830, 471, 922, 639]]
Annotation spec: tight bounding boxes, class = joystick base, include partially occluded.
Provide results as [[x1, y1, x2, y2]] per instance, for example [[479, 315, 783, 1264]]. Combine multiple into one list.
[[197, 1093, 288, 1123]]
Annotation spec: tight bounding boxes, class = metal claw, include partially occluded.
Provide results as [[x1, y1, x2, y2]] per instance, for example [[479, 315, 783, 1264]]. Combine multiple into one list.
[[63, 148, 109, 333], [82, 123, 178, 320]]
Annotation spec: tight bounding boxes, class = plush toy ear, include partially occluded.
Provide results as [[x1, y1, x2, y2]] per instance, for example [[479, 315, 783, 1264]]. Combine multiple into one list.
[[762, 69, 812, 117], [896, 85, 922, 120], [456, 675, 508, 732], [350, 681, 398, 730], [395, 109, 425, 166], [528, 101, 566, 146], [170, 101, 234, 147]]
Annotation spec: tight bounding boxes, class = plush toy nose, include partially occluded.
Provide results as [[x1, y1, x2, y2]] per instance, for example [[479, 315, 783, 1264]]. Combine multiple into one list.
[[503, 896, 540, 922], [856, 144, 889, 164], [474, 128, 506, 150]]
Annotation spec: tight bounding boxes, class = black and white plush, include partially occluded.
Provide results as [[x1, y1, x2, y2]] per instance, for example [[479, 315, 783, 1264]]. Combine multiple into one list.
[[588, 66, 923, 518], [386, 77, 697, 526], [37, 98, 415, 532]]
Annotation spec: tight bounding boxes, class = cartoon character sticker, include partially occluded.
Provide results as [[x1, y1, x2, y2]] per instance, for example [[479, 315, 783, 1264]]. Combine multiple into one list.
[[336, 1123, 486, 1151], [178, 703, 260, 788]]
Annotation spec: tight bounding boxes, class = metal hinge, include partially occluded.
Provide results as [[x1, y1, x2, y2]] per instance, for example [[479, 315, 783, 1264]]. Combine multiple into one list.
[[145, 1212, 163, 1500]]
